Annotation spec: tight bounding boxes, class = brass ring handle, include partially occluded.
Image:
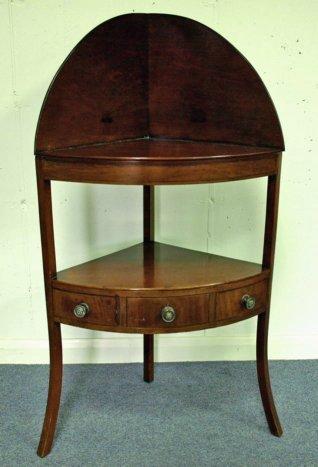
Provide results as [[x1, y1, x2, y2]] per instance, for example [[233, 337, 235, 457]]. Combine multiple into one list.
[[73, 302, 89, 318], [241, 294, 256, 310], [161, 305, 176, 323]]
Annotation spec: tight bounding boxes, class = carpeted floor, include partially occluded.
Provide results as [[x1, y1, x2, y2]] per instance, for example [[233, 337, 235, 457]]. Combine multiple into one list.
[[0, 361, 317, 466]]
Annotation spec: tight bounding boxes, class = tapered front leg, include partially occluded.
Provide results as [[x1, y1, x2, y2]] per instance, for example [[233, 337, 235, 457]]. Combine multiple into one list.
[[36, 162, 62, 456], [256, 312, 282, 436], [37, 321, 63, 457], [143, 334, 154, 382], [257, 161, 283, 436]]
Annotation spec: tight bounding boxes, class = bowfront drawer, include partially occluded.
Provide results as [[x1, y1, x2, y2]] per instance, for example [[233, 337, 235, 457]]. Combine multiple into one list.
[[53, 289, 118, 326], [127, 294, 211, 328], [216, 280, 268, 321]]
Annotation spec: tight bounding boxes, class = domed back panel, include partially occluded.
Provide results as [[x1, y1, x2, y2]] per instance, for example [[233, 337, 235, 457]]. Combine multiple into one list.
[[35, 13, 284, 152]]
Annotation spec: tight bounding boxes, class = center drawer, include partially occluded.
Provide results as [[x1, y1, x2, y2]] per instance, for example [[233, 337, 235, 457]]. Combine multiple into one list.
[[127, 294, 210, 328]]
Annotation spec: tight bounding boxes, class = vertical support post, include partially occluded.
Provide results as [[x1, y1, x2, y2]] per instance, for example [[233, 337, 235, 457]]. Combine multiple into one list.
[[36, 157, 63, 457], [143, 185, 154, 242], [257, 153, 283, 436], [143, 185, 155, 383], [144, 332, 154, 383]]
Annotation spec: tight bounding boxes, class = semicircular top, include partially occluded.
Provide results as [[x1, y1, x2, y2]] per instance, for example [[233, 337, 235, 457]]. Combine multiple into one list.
[[35, 13, 284, 159]]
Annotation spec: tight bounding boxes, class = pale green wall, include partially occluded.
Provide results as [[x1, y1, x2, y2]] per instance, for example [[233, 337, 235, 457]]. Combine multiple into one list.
[[1, 0, 317, 362]]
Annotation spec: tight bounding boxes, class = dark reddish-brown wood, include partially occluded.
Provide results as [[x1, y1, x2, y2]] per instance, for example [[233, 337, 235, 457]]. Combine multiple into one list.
[[143, 334, 154, 382], [143, 185, 155, 382], [143, 185, 154, 241], [38, 140, 278, 161], [37, 321, 62, 458], [127, 294, 210, 328], [52, 242, 269, 297], [53, 289, 118, 326], [35, 14, 284, 152], [54, 306, 263, 335], [216, 280, 268, 320], [36, 159, 62, 458], [36, 14, 148, 150], [35, 13, 284, 457], [39, 150, 279, 185], [257, 156, 283, 437]]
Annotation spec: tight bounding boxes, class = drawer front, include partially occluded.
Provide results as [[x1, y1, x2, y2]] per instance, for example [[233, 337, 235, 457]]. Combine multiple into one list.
[[53, 289, 118, 326], [127, 294, 210, 328], [216, 280, 268, 321]]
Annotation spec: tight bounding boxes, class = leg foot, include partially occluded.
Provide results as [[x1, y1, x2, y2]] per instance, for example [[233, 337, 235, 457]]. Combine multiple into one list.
[[256, 312, 282, 437], [37, 322, 63, 457], [143, 334, 154, 383]]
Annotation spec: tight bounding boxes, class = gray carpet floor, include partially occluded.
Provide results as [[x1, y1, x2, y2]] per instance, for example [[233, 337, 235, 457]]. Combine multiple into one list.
[[0, 361, 317, 466]]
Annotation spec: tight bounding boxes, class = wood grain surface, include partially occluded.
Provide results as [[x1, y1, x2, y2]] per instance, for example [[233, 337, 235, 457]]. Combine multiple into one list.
[[35, 13, 284, 456], [53, 241, 269, 297], [35, 14, 284, 153]]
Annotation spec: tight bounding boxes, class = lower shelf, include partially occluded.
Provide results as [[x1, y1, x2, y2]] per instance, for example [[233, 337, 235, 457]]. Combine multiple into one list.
[[52, 241, 269, 333]]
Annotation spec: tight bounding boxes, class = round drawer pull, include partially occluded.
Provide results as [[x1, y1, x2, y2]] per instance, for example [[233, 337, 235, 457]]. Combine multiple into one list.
[[73, 302, 89, 318], [161, 305, 176, 323], [241, 294, 256, 310]]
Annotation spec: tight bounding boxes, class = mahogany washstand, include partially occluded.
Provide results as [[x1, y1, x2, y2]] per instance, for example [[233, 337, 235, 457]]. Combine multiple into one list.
[[35, 13, 284, 457]]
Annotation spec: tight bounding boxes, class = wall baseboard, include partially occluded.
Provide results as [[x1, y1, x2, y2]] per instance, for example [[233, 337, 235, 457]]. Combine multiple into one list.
[[0, 335, 317, 363]]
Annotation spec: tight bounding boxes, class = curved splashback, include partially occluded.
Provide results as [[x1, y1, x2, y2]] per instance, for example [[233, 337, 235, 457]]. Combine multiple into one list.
[[35, 13, 284, 153]]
